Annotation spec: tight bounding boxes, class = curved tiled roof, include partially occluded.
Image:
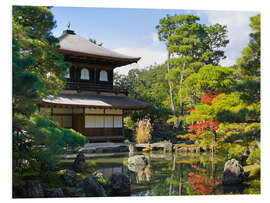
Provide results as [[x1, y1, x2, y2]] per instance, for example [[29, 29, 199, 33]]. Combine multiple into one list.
[[58, 30, 140, 63]]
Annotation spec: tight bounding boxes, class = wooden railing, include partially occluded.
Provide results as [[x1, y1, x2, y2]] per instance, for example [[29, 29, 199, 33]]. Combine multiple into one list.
[[65, 81, 128, 95]]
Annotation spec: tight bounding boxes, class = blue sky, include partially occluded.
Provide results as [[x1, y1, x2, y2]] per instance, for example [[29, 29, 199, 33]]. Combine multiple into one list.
[[51, 7, 258, 74]]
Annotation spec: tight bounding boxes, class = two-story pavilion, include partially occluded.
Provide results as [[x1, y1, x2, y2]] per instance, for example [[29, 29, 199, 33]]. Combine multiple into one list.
[[40, 29, 151, 142]]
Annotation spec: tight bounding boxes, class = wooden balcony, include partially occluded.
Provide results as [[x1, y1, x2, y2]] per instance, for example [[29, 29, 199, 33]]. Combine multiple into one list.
[[65, 81, 128, 95]]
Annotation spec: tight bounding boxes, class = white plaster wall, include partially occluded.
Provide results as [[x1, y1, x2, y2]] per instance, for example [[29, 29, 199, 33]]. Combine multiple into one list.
[[85, 108, 104, 114], [105, 109, 123, 115]]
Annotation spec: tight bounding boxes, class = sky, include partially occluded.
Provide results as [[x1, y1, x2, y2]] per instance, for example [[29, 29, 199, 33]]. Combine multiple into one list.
[[51, 7, 258, 75]]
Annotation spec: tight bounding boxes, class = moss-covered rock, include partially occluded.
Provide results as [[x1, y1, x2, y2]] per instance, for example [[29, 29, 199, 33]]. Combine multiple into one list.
[[243, 164, 260, 180]]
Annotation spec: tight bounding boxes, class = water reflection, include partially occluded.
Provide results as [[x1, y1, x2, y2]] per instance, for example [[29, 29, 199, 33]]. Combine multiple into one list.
[[88, 152, 256, 196], [100, 166, 123, 178]]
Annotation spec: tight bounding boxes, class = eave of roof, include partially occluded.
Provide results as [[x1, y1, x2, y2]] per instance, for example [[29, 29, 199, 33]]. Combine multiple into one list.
[[57, 30, 141, 65], [42, 93, 151, 110]]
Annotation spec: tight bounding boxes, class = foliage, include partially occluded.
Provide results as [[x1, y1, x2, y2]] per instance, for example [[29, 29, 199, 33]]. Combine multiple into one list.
[[227, 144, 247, 160], [13, 6, 71, 98], [124, 116, 137, 131], [246, 148, 260, 165], [237, 14, 260, 81], [243, 179, 260, 194], [114, 65, 172, 123], [12, 6, 86, 187], [89, 38, 103, 46], [244, 164, 260, 180], [184, 65, 235, 96], [155, 14, 229, 129], [135, 119, 153, 144], [142, 146, 152, 152]]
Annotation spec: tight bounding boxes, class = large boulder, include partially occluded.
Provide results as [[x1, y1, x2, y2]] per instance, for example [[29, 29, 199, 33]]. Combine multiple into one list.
[[127, 163, 146, 172], [13, 186, 27, 198], [83, 176, 105, 197], [163, 142, 173, 153], [62, 187, 82, 197], [62, 187, 77, 197], [222, 159, 244, 185], [26, 180, 44, 198], [44, 188, 64, 197], [106, 173, 131, 196], [128, 144, 136, 153], [73, 152, 89, 173], [128, 155, 148, 166], [60, 169, 77, 184], [74, 175, 84, 188]]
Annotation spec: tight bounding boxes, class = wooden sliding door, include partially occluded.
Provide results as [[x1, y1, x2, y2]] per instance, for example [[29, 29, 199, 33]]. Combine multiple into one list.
[[72, 114, 84, 134]]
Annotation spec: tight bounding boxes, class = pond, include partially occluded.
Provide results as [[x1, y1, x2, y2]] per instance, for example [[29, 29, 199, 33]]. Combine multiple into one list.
[[81, 151, 259, 196]]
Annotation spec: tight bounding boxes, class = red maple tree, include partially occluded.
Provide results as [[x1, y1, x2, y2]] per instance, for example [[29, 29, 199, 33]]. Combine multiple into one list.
[[201, 91, 219, 104]]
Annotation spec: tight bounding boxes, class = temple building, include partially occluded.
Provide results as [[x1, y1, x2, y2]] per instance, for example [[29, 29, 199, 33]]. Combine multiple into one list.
[[40, 29, 151, 142]]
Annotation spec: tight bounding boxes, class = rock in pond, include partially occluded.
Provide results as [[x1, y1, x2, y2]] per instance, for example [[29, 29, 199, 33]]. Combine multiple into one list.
[[26, 180, 44, 198], [222, 159, 244, 185], [127, 163, 146, 172], [128, 144, 136, 153], [62, 187, 82, 197], [44, 188, 64, 197], [83, 176, 105, 197], [106, 173, 131, 196], [73, 152, 89, 173], [128, 155, 148, 166], [163, 142, 173, 153], [61, 169, 77, 184]]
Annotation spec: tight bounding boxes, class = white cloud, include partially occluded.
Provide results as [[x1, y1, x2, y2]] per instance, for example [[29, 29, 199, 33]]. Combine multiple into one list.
[[197, 10, 258, 66], [113, 47, 167, 75], [151, 32, 160, 45], [113, 11, 258, 76], [143, 32, 162, 46]]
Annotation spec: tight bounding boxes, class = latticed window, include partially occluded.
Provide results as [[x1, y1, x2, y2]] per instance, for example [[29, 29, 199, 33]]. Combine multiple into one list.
[[64, 68, 70, 78], [99, 70, 108, 81], [80, 68, 89, 80]]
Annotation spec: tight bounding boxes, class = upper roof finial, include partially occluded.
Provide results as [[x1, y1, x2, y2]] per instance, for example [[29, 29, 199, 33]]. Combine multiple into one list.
[[67, 21, 71, 30]]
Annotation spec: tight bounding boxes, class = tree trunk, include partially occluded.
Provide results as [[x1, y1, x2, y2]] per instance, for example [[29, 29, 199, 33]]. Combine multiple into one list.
[[178, 61, 186, 129], [179, 73, 184, 115], [167, 53, 177, 127], [211, 130, 217, 153]]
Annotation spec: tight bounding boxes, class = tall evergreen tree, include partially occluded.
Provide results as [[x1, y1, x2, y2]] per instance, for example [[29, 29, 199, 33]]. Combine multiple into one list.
[[12, 6, 85, 186], [164, 14, 229, 127]]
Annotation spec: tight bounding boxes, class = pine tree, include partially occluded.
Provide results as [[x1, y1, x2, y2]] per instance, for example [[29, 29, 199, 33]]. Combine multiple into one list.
[[12, 6, 86, 185]]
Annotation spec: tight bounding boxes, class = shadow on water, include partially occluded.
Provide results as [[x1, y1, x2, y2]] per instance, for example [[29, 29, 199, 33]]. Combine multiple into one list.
[[83, 151, 257, 196]]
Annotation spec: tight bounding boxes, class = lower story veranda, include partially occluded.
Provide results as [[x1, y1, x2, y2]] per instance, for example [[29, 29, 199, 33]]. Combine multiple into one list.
[[40, 106, 124, 142]]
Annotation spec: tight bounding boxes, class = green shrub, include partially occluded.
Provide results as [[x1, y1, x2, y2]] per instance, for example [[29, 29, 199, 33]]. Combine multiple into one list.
[[244, 179, 260, 194], [246, 148, 260, 165], [124, 116, 137, 131], [227, 144, 247, 160]]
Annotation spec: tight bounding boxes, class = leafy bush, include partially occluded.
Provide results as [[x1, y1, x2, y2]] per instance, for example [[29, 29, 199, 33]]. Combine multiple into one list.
[[244, 123, 260, 138], [135, 119, 153, 144], [244, 179, 260, 194], [124, 116, 137, 131], [154, 129, 176, 142], [246, 148, 260, 165], [227, 144, 247, 160]]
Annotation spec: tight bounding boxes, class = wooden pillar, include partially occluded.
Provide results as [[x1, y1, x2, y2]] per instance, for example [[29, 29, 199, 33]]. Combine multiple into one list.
[[122, 109, 124, 137], [94, 68, 97, 84], [83, 107, 85, 135]]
